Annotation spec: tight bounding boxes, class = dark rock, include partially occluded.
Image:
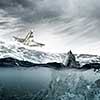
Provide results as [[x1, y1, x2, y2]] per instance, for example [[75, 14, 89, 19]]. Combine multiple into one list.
[[0, 57, 65, 69], [47, 62, 65, 69], [80, 63, 100, 71], [18, 60, 37, 67], [80, 64, 92, 70], [0, 57, 37, 67], [0, 57, 18, 67], [63, 50, 80, 68]]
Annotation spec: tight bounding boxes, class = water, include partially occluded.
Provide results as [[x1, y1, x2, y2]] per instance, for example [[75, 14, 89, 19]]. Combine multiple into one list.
[[0, 67, 100, 100], [0, 67, 52, 96]]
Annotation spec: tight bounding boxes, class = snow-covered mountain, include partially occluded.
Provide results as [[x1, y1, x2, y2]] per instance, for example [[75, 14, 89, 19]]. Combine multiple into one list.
[[0, 40, 100, 66], [0, 40, 65, 64], [76, 54, 100, 66]]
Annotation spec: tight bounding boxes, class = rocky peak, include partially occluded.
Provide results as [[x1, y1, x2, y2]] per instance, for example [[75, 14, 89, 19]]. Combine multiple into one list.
[[63, 50, 80, 68]]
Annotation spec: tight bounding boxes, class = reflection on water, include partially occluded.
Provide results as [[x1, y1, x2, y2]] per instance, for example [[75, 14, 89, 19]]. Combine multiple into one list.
[[0, 67, 100, 100]]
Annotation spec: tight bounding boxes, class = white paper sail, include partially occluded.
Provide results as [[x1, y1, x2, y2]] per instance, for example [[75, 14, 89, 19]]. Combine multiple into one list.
[[13, 30, 45, 47]]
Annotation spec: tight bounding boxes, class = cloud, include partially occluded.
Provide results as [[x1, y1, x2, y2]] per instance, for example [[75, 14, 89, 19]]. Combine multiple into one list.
[[0, 0, 65, 23], [0, 0, 100, 34], [0, 0, 100, 54], [0, 0, 67, 36], [0, 0, 100, 24], [0, 0, 33, 8]]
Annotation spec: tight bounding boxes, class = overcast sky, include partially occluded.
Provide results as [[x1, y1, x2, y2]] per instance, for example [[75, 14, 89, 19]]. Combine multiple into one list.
[[0, 0, 100, 54]]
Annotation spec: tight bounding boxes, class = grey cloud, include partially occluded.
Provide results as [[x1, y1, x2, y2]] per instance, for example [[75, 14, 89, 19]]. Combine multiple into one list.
[[0, 0, 100, 22], [0, 0, 33, 8], [0, 0, 100, 37], [0, 0, 66, 23], [0, 21, 9, 25]]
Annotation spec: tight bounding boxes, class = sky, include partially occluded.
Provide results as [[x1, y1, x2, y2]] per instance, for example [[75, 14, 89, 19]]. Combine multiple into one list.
[[0, 0, 100, 54]]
